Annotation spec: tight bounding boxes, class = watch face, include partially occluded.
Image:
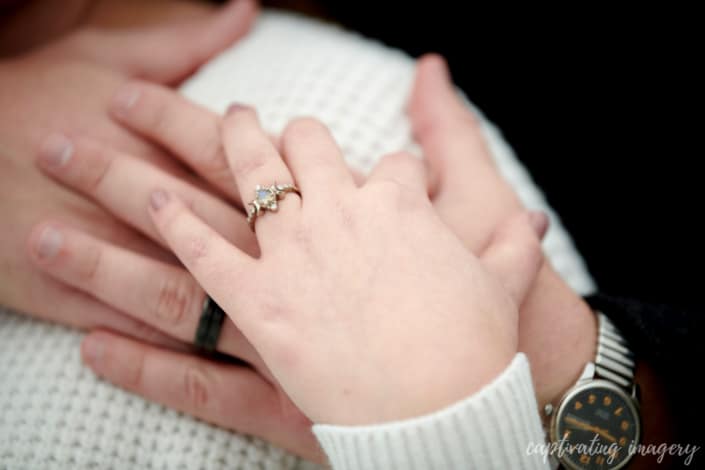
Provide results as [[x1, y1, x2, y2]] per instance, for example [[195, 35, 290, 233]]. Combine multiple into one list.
[[553, 381, 640, 470]]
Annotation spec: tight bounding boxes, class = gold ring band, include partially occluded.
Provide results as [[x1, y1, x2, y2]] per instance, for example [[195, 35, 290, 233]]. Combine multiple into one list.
[[246, 183, 300, 230]]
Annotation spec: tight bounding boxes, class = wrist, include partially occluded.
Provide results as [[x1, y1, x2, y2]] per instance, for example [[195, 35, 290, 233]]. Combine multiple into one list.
[[519, 264, 597, 408]]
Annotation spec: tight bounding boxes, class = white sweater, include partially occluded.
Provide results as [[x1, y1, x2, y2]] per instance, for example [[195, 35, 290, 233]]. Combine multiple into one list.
[[313, 354, 549, 470], [0, 11, 595, 470]]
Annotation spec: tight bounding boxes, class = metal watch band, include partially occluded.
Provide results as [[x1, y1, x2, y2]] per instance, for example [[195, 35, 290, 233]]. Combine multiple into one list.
[[594, 311, 636, 389]]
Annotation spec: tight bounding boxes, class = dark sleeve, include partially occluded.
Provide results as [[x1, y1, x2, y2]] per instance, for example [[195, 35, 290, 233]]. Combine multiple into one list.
[[585, 293, 704, 448]]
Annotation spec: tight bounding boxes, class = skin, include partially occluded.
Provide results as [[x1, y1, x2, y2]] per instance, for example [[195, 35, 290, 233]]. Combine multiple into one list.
[[23, 50, 672, 460], [2, 2, 672, 466], [0, 0, 257, 345], [140, 104, 548, 425], [25, 54, 592, 461], [0, 0, 232, 57]]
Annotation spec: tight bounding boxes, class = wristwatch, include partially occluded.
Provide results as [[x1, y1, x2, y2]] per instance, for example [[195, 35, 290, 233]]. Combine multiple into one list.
[[545, 311, 641, 469]]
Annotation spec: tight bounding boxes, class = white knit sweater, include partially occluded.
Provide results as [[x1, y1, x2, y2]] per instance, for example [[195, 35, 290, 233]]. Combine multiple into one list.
[[0, 11, 595, 469], [313, 354, 549, 470]]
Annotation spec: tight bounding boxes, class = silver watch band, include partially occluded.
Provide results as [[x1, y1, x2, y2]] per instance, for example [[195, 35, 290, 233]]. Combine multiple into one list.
[[594, 311, 636, 389]]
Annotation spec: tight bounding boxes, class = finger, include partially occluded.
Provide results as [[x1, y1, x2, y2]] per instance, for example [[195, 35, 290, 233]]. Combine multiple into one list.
[[222, 106, 300, 241], [74, 0, 258, 84], [480, 211, 549, 306], [81, 330, 322, 462], [409, 54, 520, 250], [49, 193, 178, 265], [27, 222, 262, 366], [280, 117, 355, 195], [21, 273, 185, 352], [109, 82, 240, 201], [148, 190, 256, 329], [366, 151, 429, 192], [37, 133, 258, 256], [408, 53, 489, 182]]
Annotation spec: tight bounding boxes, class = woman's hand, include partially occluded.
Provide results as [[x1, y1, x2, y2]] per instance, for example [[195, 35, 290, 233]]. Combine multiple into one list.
[[143, 108, 547, 425], [0, 0, 256, 344]]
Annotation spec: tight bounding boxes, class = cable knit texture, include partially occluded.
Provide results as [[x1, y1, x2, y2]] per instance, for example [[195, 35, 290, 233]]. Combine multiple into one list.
[[314, 354, 549, 470], [0, 11, 594, 469]]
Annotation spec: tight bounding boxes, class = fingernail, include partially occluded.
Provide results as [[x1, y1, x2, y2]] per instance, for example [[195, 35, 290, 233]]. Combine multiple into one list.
[[150, 189, 169, 211], [225, 103, 248, 115], [528, 211, 550, 239], [39, 133, 73, 169], [36, 226, 63, 260], [111, 85, 140, 117], [82, 336, 104, 365]]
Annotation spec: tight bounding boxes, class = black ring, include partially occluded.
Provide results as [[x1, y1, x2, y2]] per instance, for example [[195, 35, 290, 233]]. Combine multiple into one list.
[[194, 296, 226, 352]]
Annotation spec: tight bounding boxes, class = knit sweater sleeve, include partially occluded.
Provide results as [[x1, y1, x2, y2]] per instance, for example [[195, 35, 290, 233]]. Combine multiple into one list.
[[312, 353, 549, 470]]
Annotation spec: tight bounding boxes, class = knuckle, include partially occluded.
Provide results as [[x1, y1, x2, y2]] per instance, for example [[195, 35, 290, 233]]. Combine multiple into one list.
[[182, 365, 211, 410], [196, 132, 230, 179], [369, 179, 425, 213], [143, 94, 174, 136], [77, 140, 116, 193], [117, 345, 146, 390], [77, 242, 103, 282], [153, 273, 201, 326], [369, 178, 404, 199], [384, 151, 424, 177], [184, 233, 210, 267], [230, 146, 269, 178], [283, 117, 326, 144], [497, 225, 544, 270], [334, 200, 357, 233]]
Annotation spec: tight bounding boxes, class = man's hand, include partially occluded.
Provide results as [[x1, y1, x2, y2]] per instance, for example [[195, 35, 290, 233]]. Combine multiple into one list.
[[0, 0, 256, 344], [409, 54, 598, 408]]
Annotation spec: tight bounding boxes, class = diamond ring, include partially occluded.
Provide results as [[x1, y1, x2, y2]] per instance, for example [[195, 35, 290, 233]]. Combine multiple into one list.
[[246, 183, 301, 230]]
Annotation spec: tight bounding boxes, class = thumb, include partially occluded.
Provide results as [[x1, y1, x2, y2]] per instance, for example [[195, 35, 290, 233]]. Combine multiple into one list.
[[408, 54, 488, 198], [79, 0, 257, 84], [480, 211, 549, 307]]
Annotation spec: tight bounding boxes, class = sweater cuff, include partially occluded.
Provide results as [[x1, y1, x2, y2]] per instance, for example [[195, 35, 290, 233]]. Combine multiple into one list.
[[312, 353, 550, 470]]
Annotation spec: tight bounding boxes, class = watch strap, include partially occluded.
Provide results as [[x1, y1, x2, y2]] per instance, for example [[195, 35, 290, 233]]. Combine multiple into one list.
[[594, 311, 636, 389]]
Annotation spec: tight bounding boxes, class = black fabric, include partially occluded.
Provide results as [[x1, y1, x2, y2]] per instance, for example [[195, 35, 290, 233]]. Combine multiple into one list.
[[586, 293, 704, 457]]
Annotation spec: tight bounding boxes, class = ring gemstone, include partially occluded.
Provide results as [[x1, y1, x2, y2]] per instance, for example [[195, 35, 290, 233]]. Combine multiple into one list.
[[246, 182, 300, 231], [257, 188, 275, 205]]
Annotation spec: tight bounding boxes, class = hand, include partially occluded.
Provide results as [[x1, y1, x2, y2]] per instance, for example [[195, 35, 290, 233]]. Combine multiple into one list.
[[409, 55, 598, 408], [27, 54, 587, 455], [28, 82, 321, 460], [27, 78, 539, 454], [0, 0, 256, 344], [147, 108, 548, 424]]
